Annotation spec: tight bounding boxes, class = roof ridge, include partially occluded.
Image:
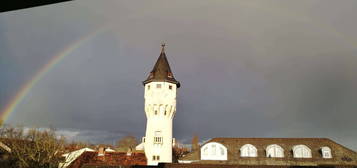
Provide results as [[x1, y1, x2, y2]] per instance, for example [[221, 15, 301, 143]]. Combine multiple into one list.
[[211, 137, 330, 140], [324, 138, 357, 154]]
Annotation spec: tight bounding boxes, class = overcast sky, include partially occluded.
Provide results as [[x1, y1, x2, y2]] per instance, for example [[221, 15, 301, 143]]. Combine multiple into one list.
[[0, 0, 356, 150]]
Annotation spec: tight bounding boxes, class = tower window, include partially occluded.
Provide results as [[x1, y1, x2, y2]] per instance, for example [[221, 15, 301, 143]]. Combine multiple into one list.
[[153, 155, 160, 161], [154, 137, 163, 144], [156, 84, 161, 88], [147, 85, 150, 90], [154, 131, 163, 144], [155, 110, 157, 115], [164, 111, 167, 115], [169, 85, 173, 90]]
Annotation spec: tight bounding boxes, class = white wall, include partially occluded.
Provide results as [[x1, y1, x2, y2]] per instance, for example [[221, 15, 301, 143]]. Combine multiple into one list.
[[144, 81, 177, 165]]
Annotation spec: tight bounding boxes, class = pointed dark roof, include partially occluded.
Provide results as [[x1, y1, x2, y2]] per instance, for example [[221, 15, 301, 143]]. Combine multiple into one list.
[[143, 44, 180, 87]]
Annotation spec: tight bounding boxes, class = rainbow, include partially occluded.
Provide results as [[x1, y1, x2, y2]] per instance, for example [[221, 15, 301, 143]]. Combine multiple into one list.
[[0, 26, 109, 124]]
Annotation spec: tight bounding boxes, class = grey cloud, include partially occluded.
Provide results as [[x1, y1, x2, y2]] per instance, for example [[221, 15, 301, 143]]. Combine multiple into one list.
[[1, 0, 356, 151]]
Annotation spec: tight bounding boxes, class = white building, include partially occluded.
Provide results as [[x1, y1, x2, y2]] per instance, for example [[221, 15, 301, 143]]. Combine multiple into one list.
[[139, 44, 180, 166], [178, 137, 357, 166]]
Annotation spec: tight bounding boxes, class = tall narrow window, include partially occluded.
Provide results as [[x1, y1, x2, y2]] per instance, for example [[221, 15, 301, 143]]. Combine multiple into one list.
[[169, 85, 173, 90], [211, 144, 217, 155], [203, 146, 209, 155], [220, 147, 225, 156], [152, 155, 160, 161], [147, 85, 150, 90], [153, 155, 160, 160]]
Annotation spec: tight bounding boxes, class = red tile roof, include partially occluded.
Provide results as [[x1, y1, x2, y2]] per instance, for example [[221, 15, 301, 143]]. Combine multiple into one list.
[[68, 151, 147, 168], [165, 163, 357, 168]]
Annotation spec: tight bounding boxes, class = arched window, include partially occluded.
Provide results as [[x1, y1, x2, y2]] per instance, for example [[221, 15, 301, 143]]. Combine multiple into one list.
[[240, 144, 257, 157], [321, 146, 332, 158], [200, 142, 227, 160], [293, 145, 312, 158], [266, 144, 284, 158]]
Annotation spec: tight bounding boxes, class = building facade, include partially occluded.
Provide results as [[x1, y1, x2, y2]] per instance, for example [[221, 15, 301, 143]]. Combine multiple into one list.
[[179, 138, 357, 167]]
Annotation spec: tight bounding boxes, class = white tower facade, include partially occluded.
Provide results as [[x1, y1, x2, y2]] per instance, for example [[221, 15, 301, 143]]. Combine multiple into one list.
[[142, 44, 180, 165]]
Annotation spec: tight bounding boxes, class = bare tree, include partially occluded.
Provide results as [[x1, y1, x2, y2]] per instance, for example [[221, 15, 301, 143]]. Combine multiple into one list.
[[172, 140, 190, 163], [0, 125, 66, 168], [115, 135, 138, 152]]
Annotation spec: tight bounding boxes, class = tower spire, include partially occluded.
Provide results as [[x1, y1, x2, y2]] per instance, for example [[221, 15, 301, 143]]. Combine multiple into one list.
[[143, 43, 180, 88]]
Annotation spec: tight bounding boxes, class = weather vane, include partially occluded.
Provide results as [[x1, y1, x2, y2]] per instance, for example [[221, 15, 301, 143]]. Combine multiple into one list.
[[161, 42, 166, 53]]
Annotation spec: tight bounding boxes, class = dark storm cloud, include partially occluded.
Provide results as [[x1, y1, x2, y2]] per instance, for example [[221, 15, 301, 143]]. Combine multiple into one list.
[[1, 0, 356, 150], [56, 128, 130, 145]]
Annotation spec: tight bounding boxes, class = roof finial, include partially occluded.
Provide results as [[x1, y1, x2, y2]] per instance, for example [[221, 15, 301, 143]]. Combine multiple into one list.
[[161, 42, 166, 53]]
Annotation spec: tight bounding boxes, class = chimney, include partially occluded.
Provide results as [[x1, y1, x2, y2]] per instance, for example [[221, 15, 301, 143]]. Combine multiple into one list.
[[98, 147, 105, 156], [126, 147, 132, 156]]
